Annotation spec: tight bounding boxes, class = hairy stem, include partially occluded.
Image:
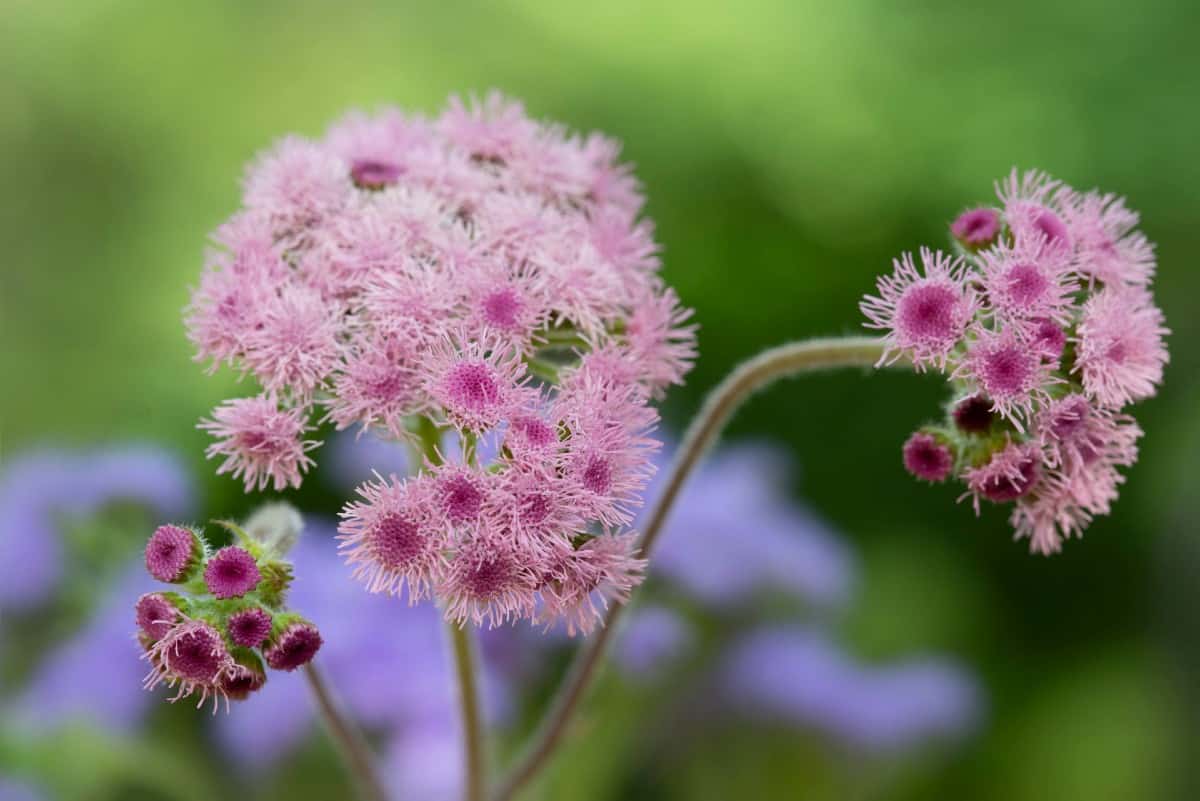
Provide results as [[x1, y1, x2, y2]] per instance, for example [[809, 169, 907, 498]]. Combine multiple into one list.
[[303, 663, 390, 801], [450, 621, 487, 801], [491, 336, 887, 801]]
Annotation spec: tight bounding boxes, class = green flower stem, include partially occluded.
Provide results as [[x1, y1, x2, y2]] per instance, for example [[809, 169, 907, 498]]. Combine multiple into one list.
[[303, 663, 390, 801], [490, 336, 888, 801]]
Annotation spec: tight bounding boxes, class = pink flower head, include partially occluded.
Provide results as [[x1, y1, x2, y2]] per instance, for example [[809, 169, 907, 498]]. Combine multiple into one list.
[[1029, 318, 1067, 362], [143, 619, 234, 710], [227, 607, 273, 649], [492, 464, 585, 550], [433, 464, 490, 526], [438, 91, 539, 164], [978, 236, 1077, 329], [424, 333, 528, 432], [203, 547, 262, 600], [996, 168, 1072, 252], [1063, 190, 1156, 286], [145, 525, 202, 583], [1037, 393, 1141, 471], [326, 108, 432, 190], [902, 432, 954, 483], [1075, 287, 1169, 408], [241, 286, 342, 397], [338, 475, 445, 601], [326, 333, 422, 439], [622, 288, 699, 396], [950, 207, 1001, 248], [540, 532, 646, 636], [243, 136, 350, 240], [135, 592, 181, 641], [860, 247, 975, 370], [264, 621, 323, 671], [963, 441, 1043, 512], [199, 395, 320, 492], [954, 326, 1058, 427], [441, 536, 539, 628], [1009, 479, 1091, 556]]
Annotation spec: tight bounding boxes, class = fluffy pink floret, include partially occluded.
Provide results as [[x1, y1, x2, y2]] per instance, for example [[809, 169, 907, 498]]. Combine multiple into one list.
[[978, 236, 1077, 330], [539, 532, 646, 636], [243, 136, 350, 239], [962, 441, 1043, 513], [954, 326, 1059, 428], [241, 286, 343, 397], [860, 247, 976, 371], [142, 619, 234, 711], [338, 475, 446, 601], [423, 333, 529, 432], [199, 395, 320, 492], [1063, 190, 1156, 286], [1074, 287, 1169, 408], [440, 535, 539, 628], [996, 168, 1073, 252]]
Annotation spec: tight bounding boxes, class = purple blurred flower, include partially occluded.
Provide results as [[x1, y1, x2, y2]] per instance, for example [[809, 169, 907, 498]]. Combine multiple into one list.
[[0, 778, 45, 801], [721, 627, 982, 753], [214, 518, 509, 770], [325, 429, 502, 493], [645, 441, 855, 610], [0, 445, 193, 611], [612, 605, 692, 678], [10, 566, 159, 733]]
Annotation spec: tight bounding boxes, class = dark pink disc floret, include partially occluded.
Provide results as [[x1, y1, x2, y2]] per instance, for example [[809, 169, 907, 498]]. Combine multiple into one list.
[[951, 207, 1000, 247], [902, 432, 954, 483], [227, 607, 273, 648], [952, 395, 995, 434], [204, 546, 262, 599], [264, 622, 323, 671], [145, 525, 199, 583], [135, 593, 180, 641]]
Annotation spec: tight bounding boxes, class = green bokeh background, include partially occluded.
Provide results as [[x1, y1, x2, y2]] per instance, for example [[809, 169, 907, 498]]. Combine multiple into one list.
[[2, 1, 1198, 799]]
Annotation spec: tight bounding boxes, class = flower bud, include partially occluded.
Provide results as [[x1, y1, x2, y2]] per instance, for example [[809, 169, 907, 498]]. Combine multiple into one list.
[[144, 525, 204, 583]]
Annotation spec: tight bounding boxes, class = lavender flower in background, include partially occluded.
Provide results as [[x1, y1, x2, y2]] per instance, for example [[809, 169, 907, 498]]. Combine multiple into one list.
[[611, 605, 693, 678], [0, 778, 45, 801], [0, 446, 193, 612], [9, 566, 159, 733], [644, 440, 856, 611], [721, 627, 982, 753]]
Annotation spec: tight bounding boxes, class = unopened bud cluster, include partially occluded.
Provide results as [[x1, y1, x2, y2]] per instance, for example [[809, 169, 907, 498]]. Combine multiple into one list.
[[861, 169, 1168, 554], [136, 521, 322, 710]]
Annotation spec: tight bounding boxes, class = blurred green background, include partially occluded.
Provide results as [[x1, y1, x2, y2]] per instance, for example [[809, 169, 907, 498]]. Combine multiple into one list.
[[2, 1, 1198, 799]]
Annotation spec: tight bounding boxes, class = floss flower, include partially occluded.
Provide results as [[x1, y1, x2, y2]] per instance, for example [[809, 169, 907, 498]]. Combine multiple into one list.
[[861, 168, 1168, 554], [186, 92, 696, 631], [136, 518, 321, 710]]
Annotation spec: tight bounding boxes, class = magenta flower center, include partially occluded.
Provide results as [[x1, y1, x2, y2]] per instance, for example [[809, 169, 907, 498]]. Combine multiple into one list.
[[896, 284, 961, 343], [369, 513, 425, 568], [979, 344, 1035, 397], [1032, 319, 1066, 358], [482, 288, 522, 329], [1003, 263, 1049, 308], [204, 547, 262, 600], [518, 491, 552, 525], [1033, 209, 1069, 245], [463, 556, 514, 600], [228, 607, 273, 648], [445, 362, 501, 411], [168, 627, 226, 682], [441, 475, 484, 523], [1048, 397, 1090, 442], [350, 159, 402, 189], [366, 370, 410, 401], [581, 455, 613, 495], [512, 416, 556, 449]]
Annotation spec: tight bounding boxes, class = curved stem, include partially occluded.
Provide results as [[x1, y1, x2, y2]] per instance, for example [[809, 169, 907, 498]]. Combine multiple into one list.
[[450, 621, 487, 801], [303, 663, 390, 801], [491, 336, 887, 801]]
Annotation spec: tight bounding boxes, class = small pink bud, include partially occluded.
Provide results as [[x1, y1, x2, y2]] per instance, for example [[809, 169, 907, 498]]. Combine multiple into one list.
[[135, 592, 182, 641], [950, 208, 1000, 248], [227, 607, 273, 648], [204, 547, 262, 600], [145, 525, 202, 583], [902, 432, 954, 483], [264, 620, 323, 671]]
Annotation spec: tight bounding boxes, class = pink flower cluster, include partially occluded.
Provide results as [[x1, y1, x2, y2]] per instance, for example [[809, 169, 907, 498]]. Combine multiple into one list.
[[137, 524, 322, 710], [187, 93, 695, 631], [861, 169, 1168, 554]]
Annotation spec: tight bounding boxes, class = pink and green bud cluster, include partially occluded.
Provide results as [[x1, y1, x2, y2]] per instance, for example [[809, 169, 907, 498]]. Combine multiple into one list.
[[861, 169, 1168, 554], [136, 523, 322, 710], [186, 93, 696, 634], [187, 92, 696, 496]]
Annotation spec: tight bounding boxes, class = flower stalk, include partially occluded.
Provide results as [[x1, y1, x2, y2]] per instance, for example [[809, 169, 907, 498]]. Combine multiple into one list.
[[491, 335, 888, 801], [303, 663, 390, 801]]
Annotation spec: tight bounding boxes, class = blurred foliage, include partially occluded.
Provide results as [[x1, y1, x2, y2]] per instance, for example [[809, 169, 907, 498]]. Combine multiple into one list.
[[2, 0, 1197, 799]]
